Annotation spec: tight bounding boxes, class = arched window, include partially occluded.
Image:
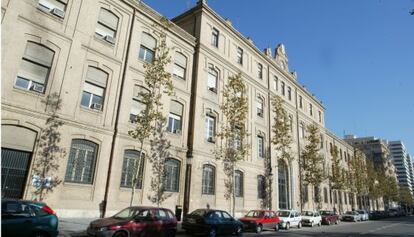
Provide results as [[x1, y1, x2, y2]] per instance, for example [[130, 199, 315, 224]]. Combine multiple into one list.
[[65, 139, 98, 184], [15, 41, 54, 93], [81, 66, 108, 110], [139, 33, 156, 63], [278, 161, 289, 209], [173, 52, 187, 80], [202, 165, 215, 195], [168, 101, 183, 134], [257, 175, 266, 199], [130, 85, 149, 122], [120, 150, 145, 189], [164, 158, 180, 192], [207, 66, 218, 93], [95, 8, 119, 43], [256, 97, 264, 117], [234, 170, 244, 197]]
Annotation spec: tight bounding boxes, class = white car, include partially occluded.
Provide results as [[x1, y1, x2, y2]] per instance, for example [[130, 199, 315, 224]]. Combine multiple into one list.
[[357, 210, 369, 221], [277, 210, 302, 230], [301, 211, 322, 227]]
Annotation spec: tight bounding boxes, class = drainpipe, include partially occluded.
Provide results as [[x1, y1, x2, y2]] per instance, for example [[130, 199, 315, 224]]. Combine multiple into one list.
[[102, 3, 136, 218]]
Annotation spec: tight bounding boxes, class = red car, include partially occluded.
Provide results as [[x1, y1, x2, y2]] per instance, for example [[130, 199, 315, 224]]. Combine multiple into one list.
[[87, 206, 177, 237], [320, 210, 340, 225], [239, 210, 280, 233]]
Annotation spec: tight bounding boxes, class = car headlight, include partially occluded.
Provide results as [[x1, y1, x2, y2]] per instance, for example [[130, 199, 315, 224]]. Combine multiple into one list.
[[98, 227, 109, 232]]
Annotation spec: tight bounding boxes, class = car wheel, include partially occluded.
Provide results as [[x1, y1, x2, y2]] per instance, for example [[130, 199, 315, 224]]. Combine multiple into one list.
[[208, 227, 217, 237], [327, 220, 331, 225], [298, 221, 302, 229], [274, 224, 279, 232], [32, 232, 49, 237], [256, 224, 262, 233], [286, 222, 290, 230], [234, 225, 242, 236], [113, 231, 128, 237]]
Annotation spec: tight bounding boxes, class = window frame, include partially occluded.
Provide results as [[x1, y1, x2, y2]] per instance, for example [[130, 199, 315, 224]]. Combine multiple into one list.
[[257, 175, 266, 199], [236, 47, 243, 65], [164, 158, 180, 192], [173, 52, 187, 80], [139, 33, 156, 63], [38, 0, 67, 18], [202, 164, 216, 195], [256, 97, 264, 117], [211, 28, 219, 48], [257, 63, 263, 79], [257, 135, 264, 158], [120, 150, 145, 189], [64, 139, 98, 184], [207, 66, 218, 93], [205, 114, 216, 142], [234, 170, 244, 197], [80, 66, 108, 111], [95, 8, 119, 43]]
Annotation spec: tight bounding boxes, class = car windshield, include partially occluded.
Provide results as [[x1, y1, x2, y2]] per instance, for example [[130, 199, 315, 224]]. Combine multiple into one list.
[[113, 207, 145, 219], [278, 211, 290, 217], [320, 211, 330, 215], [345, 211, 354, 215], [189, 209, 208, 217], [302, 211, 313, 216], [245, 211, 263, 218]]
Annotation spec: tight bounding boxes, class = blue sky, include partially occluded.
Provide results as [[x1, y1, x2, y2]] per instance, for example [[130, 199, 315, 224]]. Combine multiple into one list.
[[143, 0, 414, 157]]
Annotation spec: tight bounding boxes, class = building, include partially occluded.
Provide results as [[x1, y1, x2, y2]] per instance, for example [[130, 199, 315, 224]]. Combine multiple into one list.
[[1, 0, 365, 218], [388, 141, 413, 194]]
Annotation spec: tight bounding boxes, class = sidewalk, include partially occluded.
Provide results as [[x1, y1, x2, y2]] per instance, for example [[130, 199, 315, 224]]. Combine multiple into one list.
[[58, 218, 185, 237]]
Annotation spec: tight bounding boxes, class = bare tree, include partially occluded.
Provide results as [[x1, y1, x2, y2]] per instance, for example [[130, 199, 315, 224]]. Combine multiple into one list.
[[215, 72, 249, 216], [32, 93, 66, 201], [128, 18, 174, 206]]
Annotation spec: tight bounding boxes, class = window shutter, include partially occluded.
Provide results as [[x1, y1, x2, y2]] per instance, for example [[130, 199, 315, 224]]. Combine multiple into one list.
[[175, 52, 187, 67], [141, 33, 156, 49], [86, 67, 108, 88], [170, 101, 183, 116], [18, 60, 49, 83], [24, 42, 54, 67], [99, 9, 118, 30], [84, 82, 104, 96]]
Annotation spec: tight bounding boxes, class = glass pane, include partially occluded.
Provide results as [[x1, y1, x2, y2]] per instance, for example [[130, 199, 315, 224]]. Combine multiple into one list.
[[95, 23, 115, 38], [38, 0, 66, 11], [15, 77, 30, 90], [139, 46, 146, 61], [173, 65, 185, 79], [81, 91, 91, 107], [91, 95, 103, 108]]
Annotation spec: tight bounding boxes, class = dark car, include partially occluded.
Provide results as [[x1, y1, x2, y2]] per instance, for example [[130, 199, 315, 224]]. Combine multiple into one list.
[[182, 209, 243, 237], [239, 210, 280, 233], [319, 210, 340, 225], [87, 206, 177, 237], [1, 199, 59, 237]]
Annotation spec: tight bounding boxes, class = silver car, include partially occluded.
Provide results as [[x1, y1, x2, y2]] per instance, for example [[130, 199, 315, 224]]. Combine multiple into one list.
[[357, 210, 369, 221], [342, 211, 361, 222]]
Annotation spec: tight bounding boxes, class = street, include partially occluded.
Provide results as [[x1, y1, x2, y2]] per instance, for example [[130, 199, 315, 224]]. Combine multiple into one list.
[[61, 216, 414, 237]]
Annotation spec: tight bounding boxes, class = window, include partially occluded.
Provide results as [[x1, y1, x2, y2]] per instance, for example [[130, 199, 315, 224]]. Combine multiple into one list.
[[257, 97, 264, 117], [302, 184, 308, 203], [95, 8, 119, 43], [164, 159, 180, 192], [299, 95, 303, 109], [300, 122, 305, 138], [207, 66, 218, 93], [120, 150, 145, 189], [309, 103, 313, 116], [235, 170, 243, 197], [65, 139, 98, 184], [139, 33, 156, 63], [38, 0, 66, 18], [324, 188, 328, 203], [289, 115, 293, 133], [257, 175, 266, 199], [81, 67, 108, 111], [202, 165, 215, 195], [233, 127, 242, 150], [314, 186, 320, 203], [130, 85, 148, 122], [318, 111, 322, 123], [211, 28, 219, 47], [15, 42, 54, 93], [273, 76, 278, 91], [173, 52, 187, 80], [258, 135, 264, 158], [236, 47, 243, 65], [281, 82, 285, 96], [287, 86, 292, 101], [278, 160, 289, 209], [320, 135, 324, 149], [257, 63, 263, 79], [205, 114, 216, 142], [167, 101, 183, 134], [344, 192, 348, 205]]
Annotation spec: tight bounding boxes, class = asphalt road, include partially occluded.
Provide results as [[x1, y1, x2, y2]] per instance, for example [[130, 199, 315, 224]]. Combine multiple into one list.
[[178, 216, 414, 237], [61, 216, 414, 237]]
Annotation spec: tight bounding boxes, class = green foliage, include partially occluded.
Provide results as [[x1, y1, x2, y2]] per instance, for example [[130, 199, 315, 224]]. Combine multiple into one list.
[[399, 187, 414, 206], [301, 123, 325, 207], [215, 72, 249, 215], [271, 96, 292, 163], [328, 146, 344, 191], [32, 93, 66, 201], [349, 150, 368, 195], [127, 20, 174, 206]]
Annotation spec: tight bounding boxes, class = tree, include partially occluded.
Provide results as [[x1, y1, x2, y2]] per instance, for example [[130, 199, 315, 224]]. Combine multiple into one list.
[[32, 93, 66, 201], [328, 146, 345, 210], [366, 160, 381, 210], [349, 150, 368, 209], [301, 123, 325, 210], [128, 18, 174, 206], [399, 187, 414, 213], [270, 95, 293, 209], [215, 72, 249, 216]]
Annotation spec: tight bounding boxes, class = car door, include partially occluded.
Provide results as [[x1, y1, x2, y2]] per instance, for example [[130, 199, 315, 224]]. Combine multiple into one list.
[[131, 209, 157, 237], [1, 201, 36, 237], [263, 211, 272, 229], [221, 211, 236, 234]]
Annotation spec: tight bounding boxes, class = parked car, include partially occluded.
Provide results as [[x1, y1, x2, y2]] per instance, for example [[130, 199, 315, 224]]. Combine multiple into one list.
[[239, 210, 280, 233], [182, 209, 243, 237], [356, 210, 369, 221], [1, 199, 59, 237], [369, 211, 383, 220], [301, 211, 322, 227], [319, 210, 340, 225], [342, 211, 361, 222], [87, 206, 177, 237], [277, 210, 302, 230]]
